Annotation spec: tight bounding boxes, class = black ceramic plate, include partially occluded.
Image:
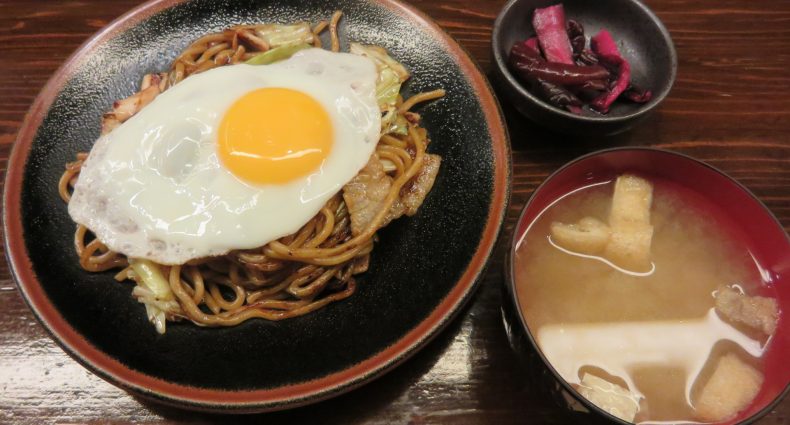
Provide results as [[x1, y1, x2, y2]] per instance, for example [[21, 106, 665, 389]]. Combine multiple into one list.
[[4, 0, 510, 413]]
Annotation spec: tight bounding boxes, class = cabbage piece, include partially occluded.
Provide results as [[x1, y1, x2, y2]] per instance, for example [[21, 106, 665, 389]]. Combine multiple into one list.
[[128, 259, 176, 334], [144, 303, 165, 334], [376, 67, 402, 109], [245, 43, 311, 65], [350, 42, 410, 110], [349, 42, 409, 81], [131, 285, 180, 334], [254, 23, 314, 47], [129, 258, 173, 301], [380, 108, 408, 136], [380, 159, 397, 173]]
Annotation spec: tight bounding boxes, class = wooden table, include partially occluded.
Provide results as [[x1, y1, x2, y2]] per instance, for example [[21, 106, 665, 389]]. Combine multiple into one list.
[[1, 0, 788, 423]]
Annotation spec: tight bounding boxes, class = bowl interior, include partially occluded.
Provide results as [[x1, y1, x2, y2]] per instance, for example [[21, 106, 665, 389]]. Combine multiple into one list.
[[510, 149, 790, 423], [493, 0, 676, 120]]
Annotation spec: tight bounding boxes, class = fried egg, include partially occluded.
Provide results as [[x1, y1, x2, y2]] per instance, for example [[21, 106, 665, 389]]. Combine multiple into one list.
[[68, 48, 381, 264]]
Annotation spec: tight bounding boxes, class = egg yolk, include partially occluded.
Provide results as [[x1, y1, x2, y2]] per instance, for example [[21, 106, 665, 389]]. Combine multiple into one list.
[[218, 87, 333, 185]]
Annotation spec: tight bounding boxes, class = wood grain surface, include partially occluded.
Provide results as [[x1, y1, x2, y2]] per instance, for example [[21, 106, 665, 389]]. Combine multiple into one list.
[[1, 0, 788, 424]]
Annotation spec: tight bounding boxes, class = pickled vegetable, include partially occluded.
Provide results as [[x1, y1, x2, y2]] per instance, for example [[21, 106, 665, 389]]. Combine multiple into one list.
[[509, 42, 610, 86], [507, 4, 653, 115], [532, 4, 574, 64], [590, 30, 631, 113]]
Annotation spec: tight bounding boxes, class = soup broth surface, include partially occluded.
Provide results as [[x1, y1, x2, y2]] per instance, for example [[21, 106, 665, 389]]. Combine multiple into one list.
[[515, 177, 773, 424]]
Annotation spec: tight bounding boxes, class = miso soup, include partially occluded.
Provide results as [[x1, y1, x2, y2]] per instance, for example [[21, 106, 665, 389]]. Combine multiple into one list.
[[514, 175, 780, 424]]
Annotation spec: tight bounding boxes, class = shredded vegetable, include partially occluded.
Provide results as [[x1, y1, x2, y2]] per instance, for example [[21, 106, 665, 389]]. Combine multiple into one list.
[[129, 259, 173, 301], [375, 67, 402, 109], [590, 29, 631, 113], [349, 42, 413, 135], [381, 108, 408, 135], [128, 259, 177, 334], [255, 23, 314, 47], [245, 43, 312, 65], [349, 42, 409, 81]]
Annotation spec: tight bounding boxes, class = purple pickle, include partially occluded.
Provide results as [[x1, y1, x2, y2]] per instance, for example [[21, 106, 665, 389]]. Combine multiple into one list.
[[532, 4, 574, 64], [590, 29, 631, 113], [623, 84, 653, 103], [509, 42, 609, 86]]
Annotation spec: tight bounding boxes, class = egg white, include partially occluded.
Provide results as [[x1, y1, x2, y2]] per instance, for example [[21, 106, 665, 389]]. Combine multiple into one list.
[[68, 48, 381, 264]]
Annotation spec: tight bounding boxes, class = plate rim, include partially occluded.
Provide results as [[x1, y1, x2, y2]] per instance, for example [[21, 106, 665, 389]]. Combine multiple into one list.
[[3, 0, 512, 412]]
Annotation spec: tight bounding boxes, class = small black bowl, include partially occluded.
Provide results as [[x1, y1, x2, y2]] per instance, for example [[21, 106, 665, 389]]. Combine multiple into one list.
[[491, 0, 677, 136]]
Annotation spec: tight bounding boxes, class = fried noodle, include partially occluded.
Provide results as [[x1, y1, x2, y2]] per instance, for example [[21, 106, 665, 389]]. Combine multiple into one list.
[[58, 11, 443, 332]]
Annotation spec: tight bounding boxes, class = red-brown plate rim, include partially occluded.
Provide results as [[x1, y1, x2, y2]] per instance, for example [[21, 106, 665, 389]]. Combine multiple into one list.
[[3, 0, 511, 413]]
